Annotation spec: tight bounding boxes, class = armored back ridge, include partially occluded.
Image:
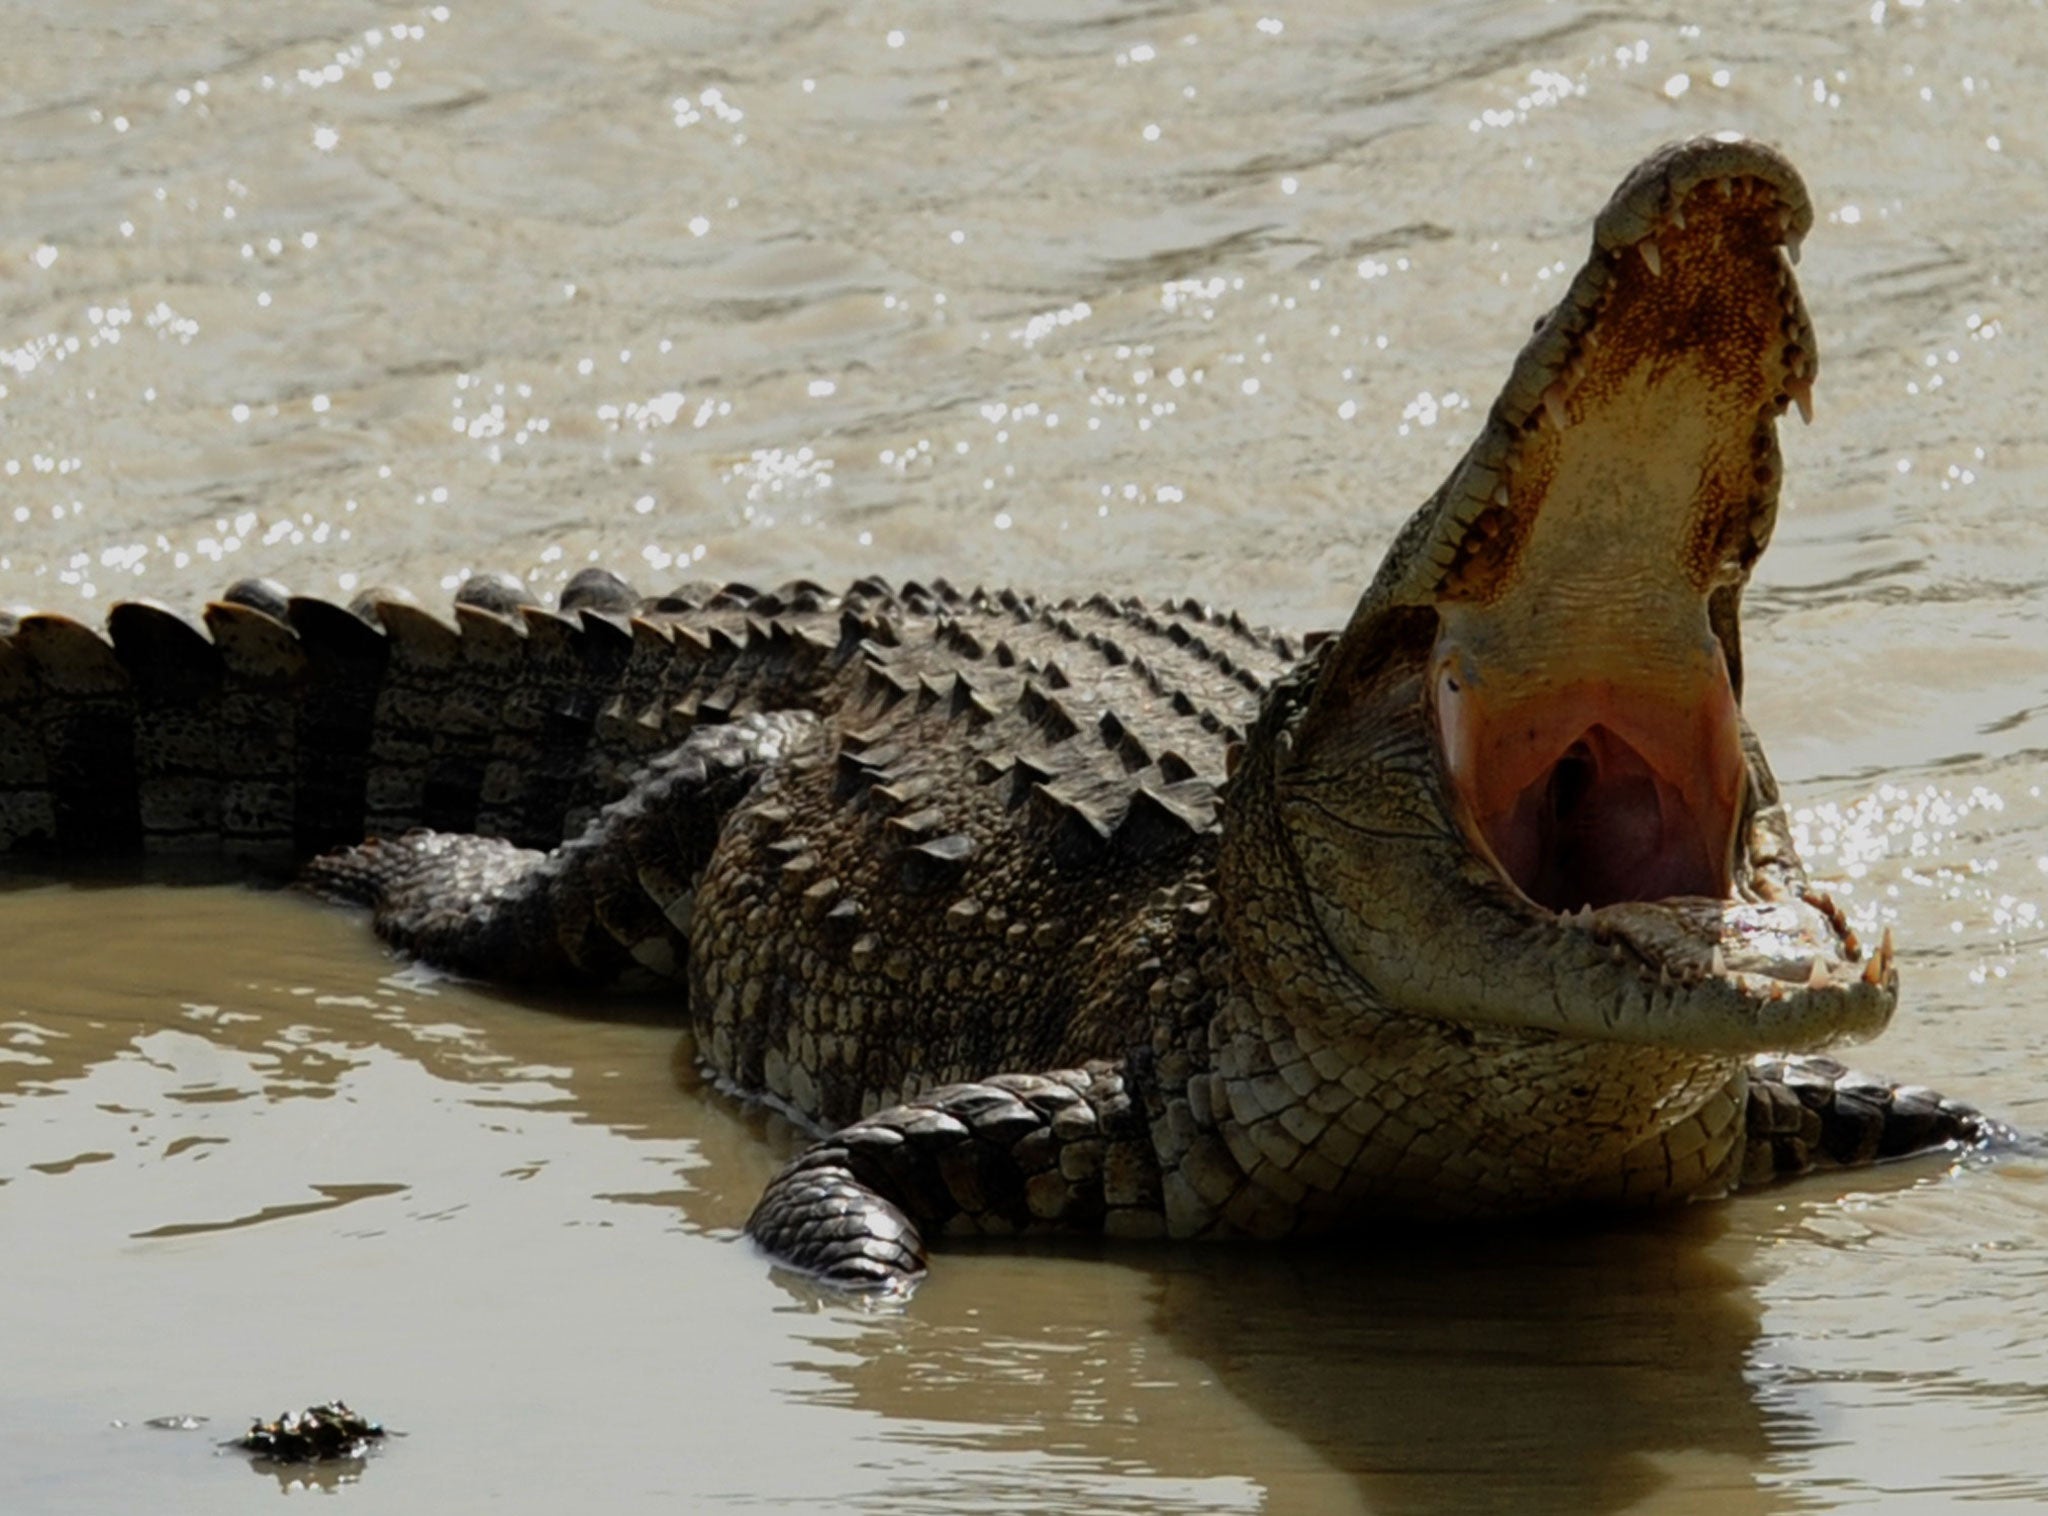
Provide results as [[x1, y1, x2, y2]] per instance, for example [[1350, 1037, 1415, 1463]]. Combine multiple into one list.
[[0, 139, 1996, 1293]]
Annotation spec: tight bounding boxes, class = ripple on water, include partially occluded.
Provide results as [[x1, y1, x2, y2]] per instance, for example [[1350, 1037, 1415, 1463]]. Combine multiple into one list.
[[3, 0, 2048, 1510]]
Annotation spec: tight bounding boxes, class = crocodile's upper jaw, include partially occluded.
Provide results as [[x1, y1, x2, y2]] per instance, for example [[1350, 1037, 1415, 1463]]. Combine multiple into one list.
[[1241, 137, 1896, 1056], [1427, 152, 1791, 920]]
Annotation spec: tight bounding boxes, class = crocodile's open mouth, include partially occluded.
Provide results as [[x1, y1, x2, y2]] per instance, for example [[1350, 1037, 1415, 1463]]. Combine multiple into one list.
[[1417, 147, 1799, 927], [1433, 655, 1744, 913], [1277, 138, 1896, 1051]]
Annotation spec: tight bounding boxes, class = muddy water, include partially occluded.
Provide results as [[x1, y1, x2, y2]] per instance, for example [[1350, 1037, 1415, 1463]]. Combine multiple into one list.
[[4, 0, 2048, 1510]]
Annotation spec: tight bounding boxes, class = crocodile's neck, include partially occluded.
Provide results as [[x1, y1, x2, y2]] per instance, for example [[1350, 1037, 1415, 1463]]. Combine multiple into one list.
[[1187, 653, 1747, 1230]]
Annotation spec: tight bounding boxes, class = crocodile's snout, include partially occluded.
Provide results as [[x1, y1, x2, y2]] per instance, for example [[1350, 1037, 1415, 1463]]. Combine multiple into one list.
[[1254, 136, 1890, 1057], [1424, 147, 1813, 924]]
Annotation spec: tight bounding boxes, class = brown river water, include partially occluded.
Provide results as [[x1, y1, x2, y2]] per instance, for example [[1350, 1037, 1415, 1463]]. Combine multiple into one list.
[[4, 1, 2048, 1510]]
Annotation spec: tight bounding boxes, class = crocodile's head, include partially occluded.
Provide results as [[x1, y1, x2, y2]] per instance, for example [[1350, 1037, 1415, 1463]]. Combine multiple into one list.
[[1225, 137, 1895, 1056]]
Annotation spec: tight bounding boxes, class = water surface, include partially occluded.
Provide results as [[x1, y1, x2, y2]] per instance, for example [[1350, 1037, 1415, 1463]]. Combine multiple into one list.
[[4, 1, 2048, 1510]]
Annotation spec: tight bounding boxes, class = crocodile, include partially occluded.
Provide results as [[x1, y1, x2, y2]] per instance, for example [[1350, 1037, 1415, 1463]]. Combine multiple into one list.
[[0, 137, 1991, 1291]]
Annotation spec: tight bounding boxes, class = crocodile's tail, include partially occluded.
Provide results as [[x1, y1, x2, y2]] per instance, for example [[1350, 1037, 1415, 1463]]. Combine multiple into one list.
[[0, 567, 864, 870]]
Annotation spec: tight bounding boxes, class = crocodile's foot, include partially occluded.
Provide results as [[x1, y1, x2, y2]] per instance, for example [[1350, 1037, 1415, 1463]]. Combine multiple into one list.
[[1741, 1054, 1991, 1187], [302, 830, 581, 981], [749, 1065, 1160, 1294], [747, 1137, 930, 1292]]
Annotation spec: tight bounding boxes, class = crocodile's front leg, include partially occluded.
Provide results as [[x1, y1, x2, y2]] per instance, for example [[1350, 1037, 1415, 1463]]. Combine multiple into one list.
[[747, 1062, 1163, 1292], [1560, 1055, 1993, 1208], [1737, 1055, 1991, 1187], [303, 711, 822, 984]]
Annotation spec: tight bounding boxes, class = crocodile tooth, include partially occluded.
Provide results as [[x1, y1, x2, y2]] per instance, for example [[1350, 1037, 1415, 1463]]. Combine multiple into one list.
[[1717, 176, 1734, 198], [1779, 210, 1801, 262], [1639, 239, 1662, 277], [1669, 203, 1686, 230], [1806, 956, 1829, 990], [1862, 951, 1885, 986], [1658, 965, 1671, 989], [1710, 945, 1727, 977], [1541, 383, 1569, 431], [1787, 378, 1814, 425]]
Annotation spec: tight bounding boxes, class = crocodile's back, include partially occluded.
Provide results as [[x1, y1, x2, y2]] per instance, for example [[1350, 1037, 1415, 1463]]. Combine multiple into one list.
[[1, 575, 1293, 860], [678, 585, 1301, 1123]]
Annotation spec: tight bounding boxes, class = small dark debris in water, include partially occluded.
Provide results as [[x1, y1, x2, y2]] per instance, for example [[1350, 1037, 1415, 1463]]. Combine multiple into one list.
[[232, 1401, 386, 1463], [144, 1414, 210, 1431]]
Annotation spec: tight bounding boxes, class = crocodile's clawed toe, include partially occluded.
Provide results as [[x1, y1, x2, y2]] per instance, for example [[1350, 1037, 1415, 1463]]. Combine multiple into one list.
[[748, 1153, 928, 1295], [300, 830, 573, 981], [1741, 1055, 1995, 1185]]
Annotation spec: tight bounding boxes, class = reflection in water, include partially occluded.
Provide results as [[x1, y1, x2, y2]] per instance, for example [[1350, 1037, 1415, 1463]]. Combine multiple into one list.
[[240, 1452, 372, 1495], [0, 878, 757, 1228], [133, 1180, 413, 1240], [6, 0, 2048, 1507], [1157, 1229, 1777, 1516], [792, 1217, 1785, 1516]]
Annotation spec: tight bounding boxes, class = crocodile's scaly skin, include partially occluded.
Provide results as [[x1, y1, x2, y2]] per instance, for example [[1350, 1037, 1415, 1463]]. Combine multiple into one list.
[[0, 139, 1993, 1292]]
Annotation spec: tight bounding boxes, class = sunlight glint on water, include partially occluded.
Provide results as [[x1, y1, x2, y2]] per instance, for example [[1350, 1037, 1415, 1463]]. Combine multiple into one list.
[[3, 1, 2048, 1510]]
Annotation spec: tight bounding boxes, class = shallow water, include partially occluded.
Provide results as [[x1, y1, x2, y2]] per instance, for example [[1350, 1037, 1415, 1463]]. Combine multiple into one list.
[[4, 1, 2048, 1510]]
